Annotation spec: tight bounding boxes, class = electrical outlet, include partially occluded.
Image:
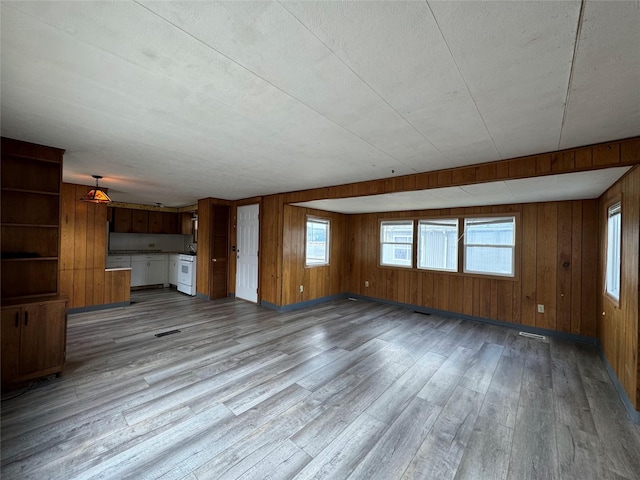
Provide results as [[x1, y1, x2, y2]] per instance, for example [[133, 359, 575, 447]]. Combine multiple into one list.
[[365, 281, 369, 287], [537, 304, 545, 313], [299, 285, 304, 293]]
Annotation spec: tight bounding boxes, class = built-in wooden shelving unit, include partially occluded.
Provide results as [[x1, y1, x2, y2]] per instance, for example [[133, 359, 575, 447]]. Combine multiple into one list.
[[1, 137, 68, 387]]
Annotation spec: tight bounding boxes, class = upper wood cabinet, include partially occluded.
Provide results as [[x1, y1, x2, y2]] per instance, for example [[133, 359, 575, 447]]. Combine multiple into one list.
[[109, 207, 182, 235], [148, 211, 164, 234], [181, 212, 194, 235], [163, 212, 179, 234], [132, 210, 149, 234], [113, 207, 133, 233], [1, 137, 64, 300]]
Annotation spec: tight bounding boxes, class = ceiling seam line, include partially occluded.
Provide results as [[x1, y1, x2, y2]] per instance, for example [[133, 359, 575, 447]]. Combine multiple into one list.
[[558, 0, 586, 150], [277, 1, 454, 169], [424, 0, 503, 161], [132, 0, 407, 167]]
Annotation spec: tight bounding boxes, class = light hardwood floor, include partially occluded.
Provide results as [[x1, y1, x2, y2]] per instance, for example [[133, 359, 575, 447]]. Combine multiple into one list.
[[2, 289, 640, 479]]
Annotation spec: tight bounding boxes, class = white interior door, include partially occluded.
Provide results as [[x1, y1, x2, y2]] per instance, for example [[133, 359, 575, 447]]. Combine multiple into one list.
[[235, 204, 259, 303]]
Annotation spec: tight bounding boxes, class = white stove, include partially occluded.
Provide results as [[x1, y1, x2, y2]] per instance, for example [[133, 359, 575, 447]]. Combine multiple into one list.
[[177, 254, 197, 296]]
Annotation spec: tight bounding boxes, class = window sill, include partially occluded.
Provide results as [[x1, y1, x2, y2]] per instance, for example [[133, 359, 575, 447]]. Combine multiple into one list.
[[378, 264, 519, 282], [604, 291, 620, 308]]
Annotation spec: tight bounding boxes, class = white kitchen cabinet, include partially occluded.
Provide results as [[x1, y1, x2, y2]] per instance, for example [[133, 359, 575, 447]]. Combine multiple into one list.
[[148, 256, 167, 286], [169, 254, 179, 286], [130, 259, 147, 287], [130, 254, 168, 287], [106, 255, 131, 269]]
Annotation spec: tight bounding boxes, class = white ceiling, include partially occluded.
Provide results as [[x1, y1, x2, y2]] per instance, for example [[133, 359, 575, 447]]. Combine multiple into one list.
[[1, 1, 638, 207], [293, 167, 631, 214]]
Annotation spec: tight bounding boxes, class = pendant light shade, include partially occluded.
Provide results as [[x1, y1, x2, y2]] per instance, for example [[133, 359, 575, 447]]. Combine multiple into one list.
[[81, 175, 112, 204]]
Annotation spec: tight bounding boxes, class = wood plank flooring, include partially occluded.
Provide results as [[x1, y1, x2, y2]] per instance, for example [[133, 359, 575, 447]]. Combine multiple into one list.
[[2, 289, 640, 479]]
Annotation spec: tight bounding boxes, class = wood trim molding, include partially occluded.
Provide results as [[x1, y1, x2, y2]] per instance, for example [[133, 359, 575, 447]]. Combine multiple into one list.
[[1, 137, 65, 161], [235, 196, 263, 207], [177, 204, 198, 213], [107, 202, 175, 213], [108, 201, 193, 213], [107, 202, 198, 213]]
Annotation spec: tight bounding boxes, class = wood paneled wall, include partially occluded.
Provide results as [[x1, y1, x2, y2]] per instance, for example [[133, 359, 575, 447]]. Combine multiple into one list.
[[260, 195, 284, 306], [195, 197, 232, 298], [346, 200, 599, 337], [598, 166, 639, 409], [281, 205, 347, 305], [60, 183, 130, 308], [196, 198, 211, 297]]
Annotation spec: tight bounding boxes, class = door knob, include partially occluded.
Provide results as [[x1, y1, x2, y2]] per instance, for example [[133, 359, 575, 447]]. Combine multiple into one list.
[[212, 258, 217, 262]]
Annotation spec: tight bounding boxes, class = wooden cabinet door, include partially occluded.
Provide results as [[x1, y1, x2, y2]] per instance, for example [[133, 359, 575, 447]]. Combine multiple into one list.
[[1, 307, 22, 383], [163, 213, 179, 234], [114, 208, 133, 233], [148, 211, 164, 234], [210, 206, 229, 299], [181, 213, 194, 235], [20, 302, 66, 375], [132, 210, 149, 234]]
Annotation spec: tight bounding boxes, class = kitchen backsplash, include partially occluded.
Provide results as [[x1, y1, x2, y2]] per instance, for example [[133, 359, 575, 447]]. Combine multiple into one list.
[[109, 233, 194, 253]]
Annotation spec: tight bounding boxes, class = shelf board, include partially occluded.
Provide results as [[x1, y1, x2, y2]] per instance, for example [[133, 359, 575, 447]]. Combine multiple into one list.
[[1, 187, 60, 196], [1, 293, 62, 305], [1, 257, 58, 262], [0, 149, 63, 164], [1, 223, 59, 228], [3, 156, 62, 164]]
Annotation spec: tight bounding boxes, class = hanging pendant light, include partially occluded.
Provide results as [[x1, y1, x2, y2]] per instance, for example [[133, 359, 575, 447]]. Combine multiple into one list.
[[81, 175, 112, 204]]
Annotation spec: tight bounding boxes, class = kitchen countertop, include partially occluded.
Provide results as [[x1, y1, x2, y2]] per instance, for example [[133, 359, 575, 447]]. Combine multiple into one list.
[[108, 251, 196, 255]]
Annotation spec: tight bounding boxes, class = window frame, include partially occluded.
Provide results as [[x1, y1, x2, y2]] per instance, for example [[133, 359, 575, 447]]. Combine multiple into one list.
[[417, 218, 459, 272], [463, 216, 516, 278], [379, 220, 415, 268], [305, 216, 330, 267], [604, 201, 621, 304], [378, 212, 520, 280]]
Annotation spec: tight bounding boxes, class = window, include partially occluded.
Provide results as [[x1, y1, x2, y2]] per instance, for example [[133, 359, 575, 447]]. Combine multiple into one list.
[[464, 216, 515, 277], [379, 214, 518, 278], [380, 220, 413, 267], [306, 217, 330, 266], [605, 202, 621, 301], [418, 219, 458, 272]]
